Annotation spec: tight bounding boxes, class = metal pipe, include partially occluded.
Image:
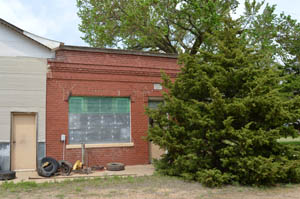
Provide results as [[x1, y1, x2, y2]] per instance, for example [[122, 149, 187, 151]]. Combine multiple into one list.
[[81, 143, 85, 165], [62, 139, 65, 160]]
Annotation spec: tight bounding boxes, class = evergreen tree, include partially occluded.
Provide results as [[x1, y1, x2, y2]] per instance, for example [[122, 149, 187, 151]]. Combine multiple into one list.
[[147, 17, 300, 187]]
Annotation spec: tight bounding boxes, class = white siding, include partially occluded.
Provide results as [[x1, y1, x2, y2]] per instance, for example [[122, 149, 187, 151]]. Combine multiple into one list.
[[0, 23, 55, 58], [0, 57, 47, 142]]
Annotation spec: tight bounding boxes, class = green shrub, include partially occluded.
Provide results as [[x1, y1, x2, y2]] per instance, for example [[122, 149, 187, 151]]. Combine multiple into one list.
[[147, 17, 300, 187], [196, 169, 233, 187]]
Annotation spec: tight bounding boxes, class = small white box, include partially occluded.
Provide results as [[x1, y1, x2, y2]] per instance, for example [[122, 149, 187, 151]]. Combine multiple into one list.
[[61, 134, 66, 141], [154, 83, 162, 90]]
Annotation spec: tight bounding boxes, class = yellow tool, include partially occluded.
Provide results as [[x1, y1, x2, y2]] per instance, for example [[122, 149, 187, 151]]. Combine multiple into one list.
[[72, 160, 83, 170], [42, 162, 50, 168]]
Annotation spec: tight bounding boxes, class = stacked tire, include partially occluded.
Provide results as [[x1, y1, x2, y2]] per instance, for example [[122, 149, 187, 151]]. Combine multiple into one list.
[[0, 165, 16, 181], [37, 157, 59, 177], [58, 160, 73, 176], [37, 157, 73, 177]]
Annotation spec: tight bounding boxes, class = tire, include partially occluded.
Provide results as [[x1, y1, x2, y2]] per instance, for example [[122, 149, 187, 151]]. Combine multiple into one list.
[[43, 164, 54, 172], [0, 170, 16, 180], [58, 160, 73, 176], [106, 162, 125, 171], [37, 157, 59, 177]]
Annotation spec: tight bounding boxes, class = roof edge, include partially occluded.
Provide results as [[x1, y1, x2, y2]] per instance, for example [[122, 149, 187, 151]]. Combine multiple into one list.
[[0, 18, 63, 50], [24, 31, 63, 50], [59, 45, 178, 59], [0, 18, 23, 34]]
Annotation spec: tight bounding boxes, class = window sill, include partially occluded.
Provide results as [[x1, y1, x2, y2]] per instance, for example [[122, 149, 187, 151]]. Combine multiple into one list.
[[66, 142, 134, 149]]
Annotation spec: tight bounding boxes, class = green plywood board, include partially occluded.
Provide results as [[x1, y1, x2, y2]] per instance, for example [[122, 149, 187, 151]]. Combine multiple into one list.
[[69, 97, 130, 114]]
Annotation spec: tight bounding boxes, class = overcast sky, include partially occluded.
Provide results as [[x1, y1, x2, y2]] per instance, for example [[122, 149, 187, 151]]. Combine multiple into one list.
[[0, 0, 299, 47]]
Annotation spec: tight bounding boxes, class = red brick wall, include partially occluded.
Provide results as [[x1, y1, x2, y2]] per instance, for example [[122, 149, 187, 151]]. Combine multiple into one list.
[[46, 49, 179, 166]]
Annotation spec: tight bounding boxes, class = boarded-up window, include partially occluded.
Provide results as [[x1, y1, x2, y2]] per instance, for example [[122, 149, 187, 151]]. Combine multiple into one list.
[[148, 100, 163, 127], [148, 100, 163, 110], [69, 97, 131, 144]]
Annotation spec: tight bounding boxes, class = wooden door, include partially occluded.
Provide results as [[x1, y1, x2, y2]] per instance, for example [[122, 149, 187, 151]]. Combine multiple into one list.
[[11, 113, 36, 170], [149, 142, 165, 163]]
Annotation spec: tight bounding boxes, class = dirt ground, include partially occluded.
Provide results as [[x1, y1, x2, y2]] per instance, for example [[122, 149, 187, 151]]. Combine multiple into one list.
[[1, 175, 300, 199]]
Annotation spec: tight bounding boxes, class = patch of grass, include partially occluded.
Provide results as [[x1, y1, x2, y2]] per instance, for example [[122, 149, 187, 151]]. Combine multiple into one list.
[[71, 177, 89, 183], [121, 176, 135, 184], [0, 181, 50, 195], [0, 181, 42, 193], [280, 141, 300, 146], [278, 183, 297, 188], [55, 193, 65, 199], [0, 175, 140, 192], [2, 181, 37, 189], [1, 175, 300, 199], [75, 187, 82, 192]]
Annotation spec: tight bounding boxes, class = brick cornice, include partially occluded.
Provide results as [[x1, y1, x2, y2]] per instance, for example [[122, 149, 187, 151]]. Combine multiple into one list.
[[49, 66, 178, 78], [48, 60, 180, 73]]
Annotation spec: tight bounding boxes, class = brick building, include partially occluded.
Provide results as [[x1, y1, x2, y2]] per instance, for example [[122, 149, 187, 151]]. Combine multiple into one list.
[[46, 45, 179, 166]]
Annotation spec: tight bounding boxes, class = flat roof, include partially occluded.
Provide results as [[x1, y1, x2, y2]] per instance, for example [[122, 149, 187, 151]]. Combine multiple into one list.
[[59, 45, 178, 59]]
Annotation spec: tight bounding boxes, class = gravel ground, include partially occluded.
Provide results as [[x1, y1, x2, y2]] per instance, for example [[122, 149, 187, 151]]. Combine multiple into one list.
[[0, 175, 299, 199]]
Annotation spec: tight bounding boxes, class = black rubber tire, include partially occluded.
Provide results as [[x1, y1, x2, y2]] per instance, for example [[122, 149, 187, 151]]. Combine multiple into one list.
[[37, 157, 59, 177], [106, 162, 125, 171], [42, 157, 59, 170], [0, 170, 16, 180], [43, 163, 54, 172], [58, 160, 73, 176]]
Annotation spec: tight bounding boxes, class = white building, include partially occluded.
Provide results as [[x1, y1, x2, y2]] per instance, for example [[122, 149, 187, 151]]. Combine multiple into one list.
[[0, 18, 61, 171]]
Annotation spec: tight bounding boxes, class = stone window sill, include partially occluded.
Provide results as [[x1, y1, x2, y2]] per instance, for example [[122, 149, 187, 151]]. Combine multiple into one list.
[[66, 142, 134, 149]]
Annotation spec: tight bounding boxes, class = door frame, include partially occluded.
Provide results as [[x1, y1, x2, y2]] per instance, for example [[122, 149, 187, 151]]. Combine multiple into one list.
[[10, 112, 39, 171], [147, 97, 164, 163]]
